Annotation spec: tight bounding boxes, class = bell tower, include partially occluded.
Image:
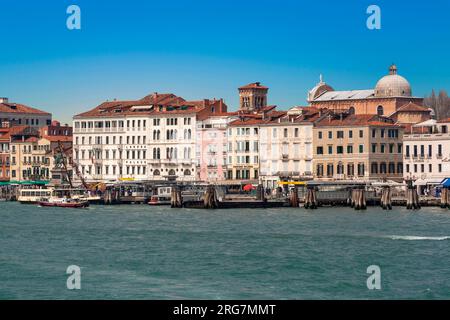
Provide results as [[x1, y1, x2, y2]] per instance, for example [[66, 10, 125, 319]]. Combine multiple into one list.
[[238, 82, 269, 112]]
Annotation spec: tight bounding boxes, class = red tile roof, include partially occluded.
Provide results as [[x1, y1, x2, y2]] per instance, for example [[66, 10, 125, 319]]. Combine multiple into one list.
[[0, 102, 50, 115], [314, 114, 400, 128], [238, 82, 269, 90], [74, 93, 227, 118], [395, 102, 430, 113], [42, 135, 73, 142]]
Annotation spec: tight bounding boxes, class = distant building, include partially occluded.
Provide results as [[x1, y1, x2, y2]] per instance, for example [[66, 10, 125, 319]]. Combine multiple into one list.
[[0, 123, 11, 181], [403, 119, 450, 192], [0, 97, 51, 128], [307, 65, 432, 124], [313, 113, 404, 182]]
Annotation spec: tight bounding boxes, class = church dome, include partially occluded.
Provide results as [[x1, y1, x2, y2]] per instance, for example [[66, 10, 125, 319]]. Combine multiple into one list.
[[307, 75, 334, 102], [375, 64, 412, 97]]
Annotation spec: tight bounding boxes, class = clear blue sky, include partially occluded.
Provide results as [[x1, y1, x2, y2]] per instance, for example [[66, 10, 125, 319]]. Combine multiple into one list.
[[0, 0, 449, 124]]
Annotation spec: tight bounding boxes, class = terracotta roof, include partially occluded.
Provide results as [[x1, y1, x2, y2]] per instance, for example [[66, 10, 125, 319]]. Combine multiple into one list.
[[74, 93, 226, 118], [437, 118, 450, 123], [238, 82, 269, 90], [395, 102, 430, 113], [41, 135, 73, 142], [314, 114, 400, 128], [0, 102, 50, 115]]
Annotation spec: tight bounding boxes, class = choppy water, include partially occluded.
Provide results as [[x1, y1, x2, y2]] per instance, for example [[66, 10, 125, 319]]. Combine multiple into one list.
[[0, 202, 449, 299]]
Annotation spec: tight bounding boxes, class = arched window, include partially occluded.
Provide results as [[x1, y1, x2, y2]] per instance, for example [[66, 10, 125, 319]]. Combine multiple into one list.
[[168, 169, 176, 176], [377, 105, 384, 116], [380, 162, 387, 174], [153, 169, 160, 176], [184, 169, 191, 176], [348, 107, 355, 115], [337, 162, 344, 175], [371, 162, 378, 174]]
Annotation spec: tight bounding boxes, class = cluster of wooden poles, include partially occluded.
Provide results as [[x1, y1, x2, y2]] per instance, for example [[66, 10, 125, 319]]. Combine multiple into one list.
[[440, 188, 450, 208], [380, 186, 392, 210], [203, 185, 218, 209], [170, 186, 183, 208], [350, 188, 367, 210], [405, 184, 420, 210], [303, 187, 318, 209]]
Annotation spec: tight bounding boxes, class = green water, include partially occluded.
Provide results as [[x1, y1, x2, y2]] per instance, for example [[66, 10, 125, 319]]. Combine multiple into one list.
[[0, 202, 449, 299]]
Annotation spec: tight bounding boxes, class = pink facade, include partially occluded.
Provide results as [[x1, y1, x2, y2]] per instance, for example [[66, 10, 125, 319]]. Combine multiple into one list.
[[197, 116, 230, 182]]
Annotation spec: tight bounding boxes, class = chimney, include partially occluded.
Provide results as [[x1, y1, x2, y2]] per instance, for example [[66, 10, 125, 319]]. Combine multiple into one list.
[[0, 97, 8, 104]]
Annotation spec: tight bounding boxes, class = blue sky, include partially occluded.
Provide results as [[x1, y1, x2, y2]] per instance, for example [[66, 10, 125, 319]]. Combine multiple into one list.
[[0, 0, 449, 124]]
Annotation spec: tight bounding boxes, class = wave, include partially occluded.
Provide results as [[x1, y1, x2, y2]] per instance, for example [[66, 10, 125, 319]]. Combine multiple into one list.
[[387, 235, 450, 241]]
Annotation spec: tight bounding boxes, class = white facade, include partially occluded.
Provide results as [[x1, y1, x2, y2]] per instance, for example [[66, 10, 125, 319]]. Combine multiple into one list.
[[73, 114, 198, 182], [259, 122, 313, 189], [404, 120, 450, 185], [227, 125, 261, 181]]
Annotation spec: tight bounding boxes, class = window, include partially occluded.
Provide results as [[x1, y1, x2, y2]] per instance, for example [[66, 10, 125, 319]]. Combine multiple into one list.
[[317, 146, 324, 155], [347, 145, 353, 154], [372, 129, 376, 138], [337, 146, 343, 154], [371, 162, 378, 174], [347, 163, 354, 176], [359, 145, 364, 153], [372, 144, 377, 153], [406, 145, 410, 157], [326, 164, 334, 177], [337, 131, 344, 139], [328, 146, 333, 154], [359, 130, 363, 138], [318, 131, 323, 139], [328, 131, 333, 139], [439, 164, 442, 172], [377, 105, 384, 116], [316, 164, 324, 177], [349, 130, 353, 139], [357, 163, 365, 176]]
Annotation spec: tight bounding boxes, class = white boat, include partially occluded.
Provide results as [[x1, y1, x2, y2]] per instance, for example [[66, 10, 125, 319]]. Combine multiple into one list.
[[18, 188, 53, 204]]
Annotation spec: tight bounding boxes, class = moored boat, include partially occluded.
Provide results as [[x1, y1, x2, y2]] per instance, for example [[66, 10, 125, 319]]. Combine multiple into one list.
[[38, 197, 89, 208]]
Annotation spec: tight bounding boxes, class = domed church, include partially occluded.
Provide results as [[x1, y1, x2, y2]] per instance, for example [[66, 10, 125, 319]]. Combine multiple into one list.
[[307, 65, 431, 124]]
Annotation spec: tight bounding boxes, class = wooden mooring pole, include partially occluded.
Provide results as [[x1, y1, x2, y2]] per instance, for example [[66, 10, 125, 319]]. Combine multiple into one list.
[[406, 180, 420, 210]]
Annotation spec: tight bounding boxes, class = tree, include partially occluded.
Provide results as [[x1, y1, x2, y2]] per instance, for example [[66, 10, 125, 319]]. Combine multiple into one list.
[[424, 89, 450, 120]]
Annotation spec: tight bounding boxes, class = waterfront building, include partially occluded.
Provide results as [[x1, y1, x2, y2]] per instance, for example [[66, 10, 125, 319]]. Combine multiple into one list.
[[9, 122, 72, 182], [226, 82, 276, 182], [0, 123, 10, 181], [403, 119, 450, 192], [73, 93, 226, 183], [196, 112, 237, 182], [0, 97, 52, 128], [312, 112, 404, 182], [258, 107, 321, 189], [307, 65, 432, 124]]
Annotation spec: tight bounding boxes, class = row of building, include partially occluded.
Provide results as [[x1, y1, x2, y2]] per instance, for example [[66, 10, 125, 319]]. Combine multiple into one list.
[[1, 65, 449, 192]]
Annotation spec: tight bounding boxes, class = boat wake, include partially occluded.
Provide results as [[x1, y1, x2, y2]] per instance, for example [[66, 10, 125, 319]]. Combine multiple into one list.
[[387, 235, 450, 241]]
